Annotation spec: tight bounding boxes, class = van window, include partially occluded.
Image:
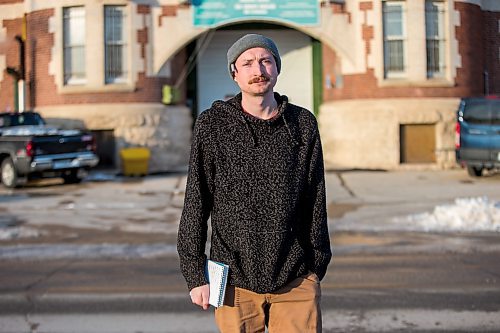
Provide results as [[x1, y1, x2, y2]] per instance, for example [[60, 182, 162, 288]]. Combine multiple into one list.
[[463, 100, 491, 125]]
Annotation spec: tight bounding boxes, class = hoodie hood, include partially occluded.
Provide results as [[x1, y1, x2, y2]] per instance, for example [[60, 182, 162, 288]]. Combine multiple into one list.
[[210, 93, 299, 147]]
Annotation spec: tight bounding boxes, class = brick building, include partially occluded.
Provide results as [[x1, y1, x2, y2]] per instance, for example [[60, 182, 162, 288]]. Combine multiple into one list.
[[1, 0, 498, 171]]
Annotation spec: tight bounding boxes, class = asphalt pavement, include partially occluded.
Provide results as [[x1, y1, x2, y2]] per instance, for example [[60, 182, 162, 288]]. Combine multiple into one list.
[[1, 168, 500, 332]]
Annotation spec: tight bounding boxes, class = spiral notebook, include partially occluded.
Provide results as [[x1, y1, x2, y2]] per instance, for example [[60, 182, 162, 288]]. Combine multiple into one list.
[[206, 260, 229, 308]]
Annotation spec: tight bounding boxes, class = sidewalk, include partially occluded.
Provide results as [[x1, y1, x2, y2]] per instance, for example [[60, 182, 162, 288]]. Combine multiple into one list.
[[2, 169, 500, 237], [1, 169, 499, 257]]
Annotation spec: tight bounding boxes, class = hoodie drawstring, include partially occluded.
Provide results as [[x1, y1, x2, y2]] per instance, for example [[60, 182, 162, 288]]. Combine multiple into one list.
[[282, 114, 300, 147], [240, 113, 299, 148], [229, 92, 299, 148], [241, 115, 259, 147]]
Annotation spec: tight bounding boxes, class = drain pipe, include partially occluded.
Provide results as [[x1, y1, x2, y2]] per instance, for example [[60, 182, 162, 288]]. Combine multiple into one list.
[[483, 70, 489, 96], [15, 35, 26, 112], [5, 35, 26, 113], [5, 67, 19, 112]]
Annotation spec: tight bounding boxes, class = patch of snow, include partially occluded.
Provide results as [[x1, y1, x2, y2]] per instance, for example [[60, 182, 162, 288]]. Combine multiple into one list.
[[61, 202, 137, 210], [1, 125, 80, 136], [120, 223, 172, 234], [118, 222, 178, 234], [86, 172, 117, 182], [0, 226, 46, 240], [64, 203, 76, 210], [0, 243, 177, 260], [395, 197, 500, 232]]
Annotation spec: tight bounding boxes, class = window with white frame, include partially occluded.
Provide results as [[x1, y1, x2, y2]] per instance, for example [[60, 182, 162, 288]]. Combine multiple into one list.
[[104, 5, 127, 84], [425, 0, 446, 78], [382, 1, 406, 78], [63, 6, 86, 85]]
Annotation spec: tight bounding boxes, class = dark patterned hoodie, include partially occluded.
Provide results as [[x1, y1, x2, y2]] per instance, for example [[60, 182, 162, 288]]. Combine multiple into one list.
[[177, 93, 332, 294]]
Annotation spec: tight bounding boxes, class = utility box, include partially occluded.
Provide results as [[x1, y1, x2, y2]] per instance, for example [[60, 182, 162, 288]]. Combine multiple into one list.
[[162, 85, 180, 105], [120, 147, 151, 176]]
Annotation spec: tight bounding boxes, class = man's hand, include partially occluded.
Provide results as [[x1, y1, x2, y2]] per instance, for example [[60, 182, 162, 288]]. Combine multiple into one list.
[[190, 284, 210, 310]]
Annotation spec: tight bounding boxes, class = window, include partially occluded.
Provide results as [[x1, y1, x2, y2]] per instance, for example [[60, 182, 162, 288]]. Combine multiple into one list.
[[63, 7, 86, 85], [104, 6, 127, 84], [0, 113, 45, 127], [425, 0, 446, 78], [383, 1, 406, 78], [463, 100, 493, 125]]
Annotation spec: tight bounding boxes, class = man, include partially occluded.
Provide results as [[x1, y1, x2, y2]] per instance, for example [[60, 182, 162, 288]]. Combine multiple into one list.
[[177, 33, 332, 332]]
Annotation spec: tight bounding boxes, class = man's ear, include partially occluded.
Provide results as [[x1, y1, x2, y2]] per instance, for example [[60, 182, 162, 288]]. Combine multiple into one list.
[[230, 63, 238, 80]]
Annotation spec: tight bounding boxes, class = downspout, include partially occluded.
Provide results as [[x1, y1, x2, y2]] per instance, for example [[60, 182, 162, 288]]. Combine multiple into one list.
[[16, 34, 26, 112], [483, 70, 489, 96], [312, 38, 323, 117], [6, 35, 26, 113], [5, 67, 19, 112]]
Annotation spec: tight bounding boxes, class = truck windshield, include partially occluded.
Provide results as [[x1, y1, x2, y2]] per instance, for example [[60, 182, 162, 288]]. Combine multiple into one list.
[[0, 113, 46, 127]]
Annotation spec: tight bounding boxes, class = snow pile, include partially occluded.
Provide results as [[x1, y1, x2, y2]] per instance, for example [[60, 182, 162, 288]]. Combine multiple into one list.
[[401, 197, 500, 232], [0, 125, 81, 136], [0, 219, 46, 240], [0, 243, 177, 260], [0, 226, 45, 240], [85, 172, 117, 182]]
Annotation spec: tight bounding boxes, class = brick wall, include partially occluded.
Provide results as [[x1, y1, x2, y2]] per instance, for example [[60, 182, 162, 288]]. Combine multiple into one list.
[[454, 1, 485, 97], [0, 17, 23, 111], [158, 4, 189, 27], [329, 2, 351, 23], [22, 7, 186, 109], [483, 10, 500, 95], [322, 1, 489, 102], [25, 9, 53, 109]]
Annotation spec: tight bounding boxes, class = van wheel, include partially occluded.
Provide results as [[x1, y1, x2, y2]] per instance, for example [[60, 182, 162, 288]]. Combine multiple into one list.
[[467, 165, 483, 177], [1, 157, 19, 188]]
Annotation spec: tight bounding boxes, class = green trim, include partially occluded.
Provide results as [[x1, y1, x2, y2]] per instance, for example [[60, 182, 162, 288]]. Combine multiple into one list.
[[186, 40, 198, 128], [312, 38, 322, 117]]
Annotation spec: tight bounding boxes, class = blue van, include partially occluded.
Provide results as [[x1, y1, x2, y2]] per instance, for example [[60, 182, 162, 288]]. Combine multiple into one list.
[[455, 96, 500, 176]]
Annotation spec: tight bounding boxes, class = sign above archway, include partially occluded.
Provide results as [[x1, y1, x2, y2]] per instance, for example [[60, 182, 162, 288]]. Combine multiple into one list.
[[193, 0, 319, 27]]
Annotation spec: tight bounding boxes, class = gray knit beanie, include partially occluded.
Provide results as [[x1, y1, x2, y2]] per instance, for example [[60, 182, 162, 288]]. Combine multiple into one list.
[[227, 34, 281, 77]]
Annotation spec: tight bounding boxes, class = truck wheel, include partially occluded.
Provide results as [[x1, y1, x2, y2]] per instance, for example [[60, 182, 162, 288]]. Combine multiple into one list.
[[467, 165, 483, 177], [1, 157, 19, 188], [62, 170, 83, 184]]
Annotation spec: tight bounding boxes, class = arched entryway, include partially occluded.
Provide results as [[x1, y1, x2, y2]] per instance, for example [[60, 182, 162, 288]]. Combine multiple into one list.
[[166, 22, 323, 121], [191, 24, 317, 116]]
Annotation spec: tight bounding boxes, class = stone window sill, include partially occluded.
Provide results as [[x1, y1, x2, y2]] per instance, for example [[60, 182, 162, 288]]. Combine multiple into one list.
[[379, 79, 455, 88], [59, 84, 135, 94]]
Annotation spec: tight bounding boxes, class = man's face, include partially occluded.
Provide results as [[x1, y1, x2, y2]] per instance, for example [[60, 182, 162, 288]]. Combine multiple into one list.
[[232, 47, 278, 97]]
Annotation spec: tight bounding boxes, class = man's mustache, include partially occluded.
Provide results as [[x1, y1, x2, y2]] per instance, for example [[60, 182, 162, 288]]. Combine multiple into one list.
[[248, 75, 270, 84]]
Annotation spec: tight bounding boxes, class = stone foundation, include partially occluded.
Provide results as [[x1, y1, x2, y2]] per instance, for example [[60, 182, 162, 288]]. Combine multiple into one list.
[[36, 103, 192, 173], [318, 98, 461, 170]]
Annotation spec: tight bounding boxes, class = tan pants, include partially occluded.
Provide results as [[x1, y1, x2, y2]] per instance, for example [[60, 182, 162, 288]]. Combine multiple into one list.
[[214, 273, 322, 333]]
